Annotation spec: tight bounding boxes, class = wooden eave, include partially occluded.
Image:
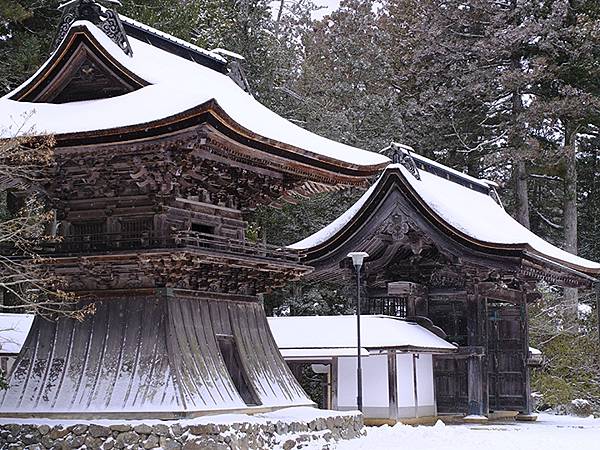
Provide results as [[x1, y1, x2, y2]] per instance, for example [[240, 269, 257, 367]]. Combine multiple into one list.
[[7, 26, 386, 186], [47, 99, 385, 186], [300, 167, 600, 285], [9, 25, 149, 103]]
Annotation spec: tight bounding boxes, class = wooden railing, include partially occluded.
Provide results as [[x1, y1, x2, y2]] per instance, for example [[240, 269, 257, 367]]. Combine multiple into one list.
[[30, 231, 301, 263], [365, 296, 407, 317]]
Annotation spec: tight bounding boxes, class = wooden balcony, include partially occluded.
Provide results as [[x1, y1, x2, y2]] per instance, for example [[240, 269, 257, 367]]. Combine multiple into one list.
[[29, 231, 301, 264]]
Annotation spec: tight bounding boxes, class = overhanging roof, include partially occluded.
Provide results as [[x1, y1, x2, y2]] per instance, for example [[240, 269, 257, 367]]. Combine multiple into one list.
[[0, 21, 388, 182], [290, 152, 600, 282]]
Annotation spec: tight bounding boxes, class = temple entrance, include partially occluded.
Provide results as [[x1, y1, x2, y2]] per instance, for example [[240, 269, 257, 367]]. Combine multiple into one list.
[[487, 301, 526, 412], [217, 335, 261, 406]]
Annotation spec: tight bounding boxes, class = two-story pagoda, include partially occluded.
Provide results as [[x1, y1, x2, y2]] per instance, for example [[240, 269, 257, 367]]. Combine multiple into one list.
[[0, 2, 388, 418]]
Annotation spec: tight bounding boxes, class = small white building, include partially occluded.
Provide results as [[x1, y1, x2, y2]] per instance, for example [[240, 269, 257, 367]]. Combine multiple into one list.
[[268, 315, 456, 423], [0, 313, 34, 376]]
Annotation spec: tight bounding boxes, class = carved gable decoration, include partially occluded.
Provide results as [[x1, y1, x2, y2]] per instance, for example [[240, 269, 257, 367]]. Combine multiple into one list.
[[54, 0, 132, 56], [430, 267, 466, 289], [11, 25, 148, 104], [377, 209, 433, 255]]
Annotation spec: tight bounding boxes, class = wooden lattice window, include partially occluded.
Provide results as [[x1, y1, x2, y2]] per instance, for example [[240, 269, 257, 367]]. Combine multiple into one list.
[[120, 217, 153, 248], [70, 221, 106, 250], [365, 296, 407, 317], [191, 223, 215, 235]]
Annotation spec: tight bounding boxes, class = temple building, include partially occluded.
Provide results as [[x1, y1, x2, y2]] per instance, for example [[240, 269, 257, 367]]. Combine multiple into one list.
[[288, 144, 600, 421], [1, 0, 598, 424], [0, 1, 389, 418]]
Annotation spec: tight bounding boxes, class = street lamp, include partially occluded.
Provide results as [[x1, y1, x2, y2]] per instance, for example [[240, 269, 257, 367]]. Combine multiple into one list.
[[348, 251, 368, 412]]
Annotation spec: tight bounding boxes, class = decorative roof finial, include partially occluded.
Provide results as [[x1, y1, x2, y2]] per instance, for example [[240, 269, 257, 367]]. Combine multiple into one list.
[[53, 0, 132, 56], [380, 142, 421, 180]]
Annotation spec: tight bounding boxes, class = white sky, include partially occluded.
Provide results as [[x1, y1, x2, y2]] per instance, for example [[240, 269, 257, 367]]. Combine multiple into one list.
[[270, 0, 341, 20], [312, 0, 342, 19]]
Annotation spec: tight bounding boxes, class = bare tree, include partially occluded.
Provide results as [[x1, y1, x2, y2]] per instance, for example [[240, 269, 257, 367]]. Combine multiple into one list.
[[0, 128, 90, 320]]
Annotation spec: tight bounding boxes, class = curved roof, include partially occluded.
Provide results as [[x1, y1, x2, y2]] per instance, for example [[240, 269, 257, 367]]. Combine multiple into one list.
[[0, 21, 388, 171], [290, 155, 600, 278]]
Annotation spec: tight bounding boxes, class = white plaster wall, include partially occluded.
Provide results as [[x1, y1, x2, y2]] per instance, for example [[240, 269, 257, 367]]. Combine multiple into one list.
[[396, 353, 415, 407], [337, 356, 358, 409], [336, 352, 436, 418], [396, 354, 435, 408], [416, 354, 435, 406], [337, 355, 389, 409]]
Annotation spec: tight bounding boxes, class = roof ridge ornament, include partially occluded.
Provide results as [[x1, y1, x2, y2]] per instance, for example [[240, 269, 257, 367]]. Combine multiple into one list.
[[53, 0, 133, 56], [381, 142, 421, 180]]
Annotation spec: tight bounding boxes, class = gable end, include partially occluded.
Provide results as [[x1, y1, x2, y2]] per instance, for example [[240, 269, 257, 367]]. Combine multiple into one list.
[[10, 26, 149, 104]]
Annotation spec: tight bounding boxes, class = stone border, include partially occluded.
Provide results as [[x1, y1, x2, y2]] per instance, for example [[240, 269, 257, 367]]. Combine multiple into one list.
[[0, 411, 363, 450]]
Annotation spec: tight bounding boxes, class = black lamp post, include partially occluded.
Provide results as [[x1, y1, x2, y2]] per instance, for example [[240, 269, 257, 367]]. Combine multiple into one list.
[[347, 251, 368, 412]]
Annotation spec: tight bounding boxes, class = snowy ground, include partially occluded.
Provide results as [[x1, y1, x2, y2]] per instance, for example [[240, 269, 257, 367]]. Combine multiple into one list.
[[307, 413, 600, 450]]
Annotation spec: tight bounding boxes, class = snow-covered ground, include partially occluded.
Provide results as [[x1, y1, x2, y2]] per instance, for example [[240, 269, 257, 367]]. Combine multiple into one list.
[[307, 414, 600, 450]]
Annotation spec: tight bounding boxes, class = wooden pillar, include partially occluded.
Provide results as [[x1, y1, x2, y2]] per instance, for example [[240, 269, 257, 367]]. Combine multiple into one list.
[[412, 353, 419, 418], [388, 350, 398, 421], [331, 357, 339, 410], [516, 290, 537, 421], [466, 282, 488, 420]]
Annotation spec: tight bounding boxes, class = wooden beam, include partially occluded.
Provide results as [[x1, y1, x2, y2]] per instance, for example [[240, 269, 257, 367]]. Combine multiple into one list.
[[388, 281, 424, 296], [388, 350, 398, 421], [478, 282, 524, 304]]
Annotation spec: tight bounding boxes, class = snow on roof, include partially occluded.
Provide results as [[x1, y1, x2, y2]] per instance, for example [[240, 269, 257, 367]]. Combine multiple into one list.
[[268, 315, 456, 353], [0, 21, 388, 168], [402, 164, 600, 271], [290, 159, 600, 273], [118, 15, 227, 64], [0, 313, 34, 355], [211, 48, 246, 61]]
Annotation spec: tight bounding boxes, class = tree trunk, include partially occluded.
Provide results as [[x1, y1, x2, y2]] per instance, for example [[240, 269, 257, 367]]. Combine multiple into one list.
[[563, 127, 579, 324], [511, 90, 530, 229], [514, 157, 530, 229]]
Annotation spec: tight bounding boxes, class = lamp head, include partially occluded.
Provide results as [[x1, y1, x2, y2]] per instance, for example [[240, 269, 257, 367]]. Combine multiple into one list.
[[347, 252, 369, 269]]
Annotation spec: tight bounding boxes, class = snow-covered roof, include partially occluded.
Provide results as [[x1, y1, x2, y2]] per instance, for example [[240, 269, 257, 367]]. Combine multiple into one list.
[[0, 21, 388, 169], [268, 315, 457, 354], [0, 313, 34, 355], [290, 157, 600, 276], [118, 15, 227, 64]]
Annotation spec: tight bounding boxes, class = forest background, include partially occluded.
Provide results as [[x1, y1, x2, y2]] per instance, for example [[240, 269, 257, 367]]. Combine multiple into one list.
[[1, 0, 599, 412]]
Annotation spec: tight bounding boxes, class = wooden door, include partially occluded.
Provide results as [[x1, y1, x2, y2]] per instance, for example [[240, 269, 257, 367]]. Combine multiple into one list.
[[487, 301, 526, 411]]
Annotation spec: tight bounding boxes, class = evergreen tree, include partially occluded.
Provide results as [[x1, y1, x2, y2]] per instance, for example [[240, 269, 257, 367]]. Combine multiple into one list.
[[289, 0, 401, 151], [0, 0, 61, 95]]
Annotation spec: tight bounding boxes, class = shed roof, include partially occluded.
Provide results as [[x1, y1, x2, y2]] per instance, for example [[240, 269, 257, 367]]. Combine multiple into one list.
[[0, 314, 34, 355], [268, 315, 457, 354]]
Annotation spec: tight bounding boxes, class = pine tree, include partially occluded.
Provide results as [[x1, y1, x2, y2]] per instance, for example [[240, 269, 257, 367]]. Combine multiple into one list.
[[0, 0, 61, 95], [285, 0, 401, 151]]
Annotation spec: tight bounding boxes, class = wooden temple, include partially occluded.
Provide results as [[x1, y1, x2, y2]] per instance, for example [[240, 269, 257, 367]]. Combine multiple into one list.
[[0, 1, 389, 418], [289, 144, 600, 420]]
